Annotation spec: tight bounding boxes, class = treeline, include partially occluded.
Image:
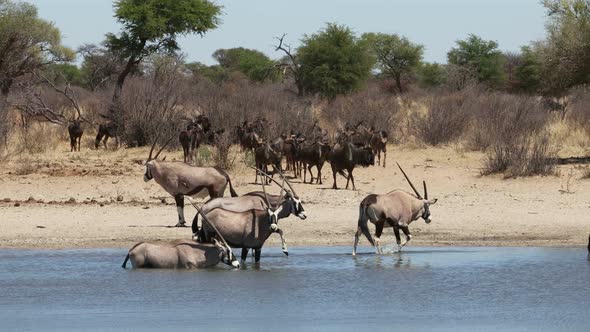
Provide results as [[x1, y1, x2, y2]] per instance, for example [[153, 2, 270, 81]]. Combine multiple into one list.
[[1, 0, 590, 177]]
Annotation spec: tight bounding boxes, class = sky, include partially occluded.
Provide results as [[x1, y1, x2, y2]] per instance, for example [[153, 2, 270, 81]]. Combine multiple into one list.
[[29, 0, 548, 65]]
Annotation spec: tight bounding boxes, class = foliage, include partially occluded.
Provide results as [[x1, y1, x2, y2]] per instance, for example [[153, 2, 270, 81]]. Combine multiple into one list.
[[417, 62, 446, 89], [298, 23, 373, 99], [513, 46, 542, 94], [212, 47, 278, 83], [540, 0, 590, 95], [43, 64, 84, 87], [186, 62, 229, 83], [79, 43, 126, 91], [447, 34, 505, 88], [362, 32, 424, 93]]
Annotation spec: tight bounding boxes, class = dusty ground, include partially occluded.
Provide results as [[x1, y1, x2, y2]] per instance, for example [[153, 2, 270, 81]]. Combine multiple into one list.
[[1, 142, 589, 250]]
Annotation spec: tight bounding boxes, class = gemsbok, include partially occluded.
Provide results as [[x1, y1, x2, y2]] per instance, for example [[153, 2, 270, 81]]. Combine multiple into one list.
[[192, 171, 305, 264], [191, 168, 306, 257], [121, 238, 239, 269], [352, 162, 438, 255], [143, 135, 238, 227]]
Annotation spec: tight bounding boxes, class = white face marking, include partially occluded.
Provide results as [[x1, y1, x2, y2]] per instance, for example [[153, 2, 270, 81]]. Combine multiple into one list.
[[232, 260, 240, 268]]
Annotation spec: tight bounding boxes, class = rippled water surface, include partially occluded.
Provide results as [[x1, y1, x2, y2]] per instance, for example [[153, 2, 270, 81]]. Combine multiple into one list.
[[1, 246, 589, 331]]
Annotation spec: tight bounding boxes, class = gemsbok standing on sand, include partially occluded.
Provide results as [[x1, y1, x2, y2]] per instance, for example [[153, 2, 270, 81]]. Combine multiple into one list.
[[191, 168, 306, 257], [192, 170, 306, 264], [352, 162, 438, 256], [143, 135, 238, 227]]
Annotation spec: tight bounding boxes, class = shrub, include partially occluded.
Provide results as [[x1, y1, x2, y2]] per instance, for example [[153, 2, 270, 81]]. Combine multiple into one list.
[[412, 92, 470, 145]]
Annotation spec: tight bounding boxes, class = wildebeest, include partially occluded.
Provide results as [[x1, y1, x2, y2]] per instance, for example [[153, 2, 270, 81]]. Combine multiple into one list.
[[195, 172, 304, 264], [95, 122, 118, 149], [179, 122, 203, 163], [352, 163, 438, 255], [144, 137, 238, 226], [369, 130, 388, 167], [254, 143, 282, 184], [121, 238, 239, 269], [328, 142, 375, 190], [298, 141, 331, 184], [68, 120, 83, 152]]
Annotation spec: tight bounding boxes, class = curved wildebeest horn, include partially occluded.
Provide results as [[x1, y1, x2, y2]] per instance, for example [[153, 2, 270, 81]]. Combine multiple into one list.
[[396, 162, 422, 199], [153, 134, 175, 160], [186, 197, 233, 253], [423, 180, 428, 200]]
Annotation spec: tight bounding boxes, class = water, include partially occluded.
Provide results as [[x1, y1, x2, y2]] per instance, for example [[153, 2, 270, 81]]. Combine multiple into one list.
[[1, 246, 589, 331]]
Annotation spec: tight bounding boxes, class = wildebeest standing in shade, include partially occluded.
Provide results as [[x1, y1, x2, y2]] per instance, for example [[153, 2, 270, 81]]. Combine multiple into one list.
[[369, 130, 388, 167], [95, 122, 119, 149]]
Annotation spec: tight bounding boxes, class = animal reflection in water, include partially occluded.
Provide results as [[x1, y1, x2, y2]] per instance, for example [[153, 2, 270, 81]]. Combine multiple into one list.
[[353, 162, 438, 256]]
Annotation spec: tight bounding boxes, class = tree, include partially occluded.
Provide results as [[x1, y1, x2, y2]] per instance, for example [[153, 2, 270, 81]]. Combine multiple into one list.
[[0, 0, 73, 144], [509, 46, 542, 94], [43, 63, 84, 87], [79, 43, 126, 91], [362, 32, 424, 93], [540, 0, 590, 95], [274, 34, 304, 96], [297, 23, 373, 99], [186, 61, 229, 83], [417, 62, 446, 89], [106, 0, 222, 116], [212, 47, 278, 82], [447, 34, 505, 88]]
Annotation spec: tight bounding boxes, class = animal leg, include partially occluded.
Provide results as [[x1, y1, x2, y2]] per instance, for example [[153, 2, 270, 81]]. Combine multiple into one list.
[[174, 194, 186, 227], [103, 136, 109, 149], [393, 225, 402, 252], [353, 227, 363, 256], [77, 136, 81, 152], [383, 148, 386, 168], [348, 170, 356, 190], [374, 222, 384, 254], [307, 164, 314, 183], [241, 248, 249, 263], [317, 165, 323, 184], [276, 228, 289, 256], [400, 226, 412, 248], [331, 165, 338, 189], [303, 163, 308, 183], [254, 248, 262, 263]]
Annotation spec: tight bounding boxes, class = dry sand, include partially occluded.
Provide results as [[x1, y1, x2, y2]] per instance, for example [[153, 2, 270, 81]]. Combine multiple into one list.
[[1, 144, 589, 250]]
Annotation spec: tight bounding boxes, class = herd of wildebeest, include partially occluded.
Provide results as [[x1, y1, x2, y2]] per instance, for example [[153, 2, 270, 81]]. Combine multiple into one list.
[[66, 115, 438, 269]]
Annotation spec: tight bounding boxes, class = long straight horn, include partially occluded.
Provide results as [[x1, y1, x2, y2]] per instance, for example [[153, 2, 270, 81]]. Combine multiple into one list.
[[275, 168, 298, 198], [248, 166, 287, 189], [186, 197, 232, 251], [260, 173, 271, 207], [396, 162, 422, 199], [147, 136, 159, 161], [154, 134, 175, 160], [423, 180, 428, 200]]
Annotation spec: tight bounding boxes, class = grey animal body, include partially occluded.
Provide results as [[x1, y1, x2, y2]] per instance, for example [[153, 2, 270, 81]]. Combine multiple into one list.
[[121, 239, 239, 269], [95, 122, 118, 149], [369, 130, 388, 167], [144, 160, 238, 226], [328, 143, 375, 190], [353, 163, 438, 255], [68, 120, 83, 152], [298, 141, 331, 184]]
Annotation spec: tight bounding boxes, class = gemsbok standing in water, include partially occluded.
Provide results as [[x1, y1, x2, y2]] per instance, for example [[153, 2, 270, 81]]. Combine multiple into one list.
[[352, 162, 438, 255], [143, 134, 238, 227], [191, 168, 306, 257], [192, 170, 305, 264]]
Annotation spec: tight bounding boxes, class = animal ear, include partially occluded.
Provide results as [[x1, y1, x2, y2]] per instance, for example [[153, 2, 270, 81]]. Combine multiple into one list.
[[427, 198, 438, 205]]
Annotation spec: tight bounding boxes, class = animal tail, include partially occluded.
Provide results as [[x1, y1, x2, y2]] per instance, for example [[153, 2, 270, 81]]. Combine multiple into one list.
[[358, 199, 375, 246], [122, 242, 143, 269], [121, 254, 130, 269], [214, 166, 239, 197]]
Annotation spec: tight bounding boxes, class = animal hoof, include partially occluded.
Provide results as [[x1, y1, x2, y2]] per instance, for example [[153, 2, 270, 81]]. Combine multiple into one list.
[[175, 222, 187, 228]]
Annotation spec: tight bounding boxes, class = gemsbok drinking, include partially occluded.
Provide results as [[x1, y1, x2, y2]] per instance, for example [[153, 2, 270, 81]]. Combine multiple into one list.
[[352, 162, 438, 255]]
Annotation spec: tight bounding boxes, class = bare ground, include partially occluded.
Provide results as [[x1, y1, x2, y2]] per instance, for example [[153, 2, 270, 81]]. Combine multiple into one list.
[[0, 143, 589, 250]]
